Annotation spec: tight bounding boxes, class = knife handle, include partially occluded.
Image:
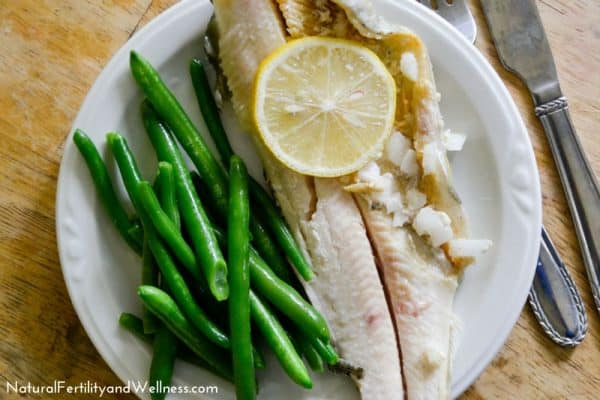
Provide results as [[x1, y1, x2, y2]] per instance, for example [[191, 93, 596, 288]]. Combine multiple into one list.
[[536, 97, 600, 313], [529, 227, 587, 347]]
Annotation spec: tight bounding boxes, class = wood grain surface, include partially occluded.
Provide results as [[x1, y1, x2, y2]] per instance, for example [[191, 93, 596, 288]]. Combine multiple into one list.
[[0, 0, 598, 398]]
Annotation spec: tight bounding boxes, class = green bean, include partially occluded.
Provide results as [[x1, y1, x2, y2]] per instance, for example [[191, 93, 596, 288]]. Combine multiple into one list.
[[137, 180, 197, 274], [188, 62, 311, 281], [252, 346, 265, 370], [248, 217, 293, 283], [130, 52, 229, 215], [73, 129, 141, 254], [248, 247, 329, 340], [250, 291, 312, 389], [140, 101, 228, 301], [130, 216, 141, 230], [187, 271, 229, 327], [311, 337, 339, 366], [190, 171, 222, 224], [295, 333, 324, 373], [118, 313, 234, 382], [149, 326, 178, 400], [156, 162, 180, 230], [227, 156, 255, 399], [249, 179, 314, 281], [304, 347, 324, 373], [177, 350, 234, 382], [119, 312, 151, 342], [138, 285, 233, 380], [108, 133, 229, 347], [106, 133, 145, 208], [142, 237, 160, 334], [127, 223, 143, 246], [190, 59, 234, 163], [151, 162, 180, 400]]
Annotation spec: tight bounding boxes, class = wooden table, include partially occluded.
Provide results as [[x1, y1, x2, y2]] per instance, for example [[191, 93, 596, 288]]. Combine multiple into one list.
[[0, 0, 598, 398]]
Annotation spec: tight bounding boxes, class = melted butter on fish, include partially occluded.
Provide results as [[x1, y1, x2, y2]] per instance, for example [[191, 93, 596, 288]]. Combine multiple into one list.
[[214, 1, 404, 398], [274, 1, 477, 398]]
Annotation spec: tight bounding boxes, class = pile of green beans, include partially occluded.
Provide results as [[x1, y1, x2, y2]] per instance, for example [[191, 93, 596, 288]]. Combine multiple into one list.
[[72, 52, 341, 397]]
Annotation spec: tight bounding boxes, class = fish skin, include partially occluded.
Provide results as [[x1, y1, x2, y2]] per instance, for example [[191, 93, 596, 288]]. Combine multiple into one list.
[[214, 0, 287, 131], [275, 1, 472, 398], [214, 1, 404, 398]]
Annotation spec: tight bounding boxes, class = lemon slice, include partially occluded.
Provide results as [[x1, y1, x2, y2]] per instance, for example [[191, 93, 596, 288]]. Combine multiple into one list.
[[253, 37, 396, 177]]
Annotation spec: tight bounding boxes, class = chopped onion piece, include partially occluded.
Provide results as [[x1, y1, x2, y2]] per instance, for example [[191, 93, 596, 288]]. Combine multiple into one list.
[[422, 143, 439, 175], [413, 206, 453, 247], [444, 130, 467, 152], [372, 173, 403, 213], [357, 161, 381, 184], [447, 239, 492, 258], [400, 149, 419, 176], [386, 192, 404, 213], [378, 172, 396, 191], [386, 131, 411, 167], [407, 189, 427, 211], [400, 52, 418, 82]]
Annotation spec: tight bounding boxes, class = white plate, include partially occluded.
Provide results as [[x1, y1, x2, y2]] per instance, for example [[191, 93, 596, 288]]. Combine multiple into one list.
[[56, 0, 541, 398]]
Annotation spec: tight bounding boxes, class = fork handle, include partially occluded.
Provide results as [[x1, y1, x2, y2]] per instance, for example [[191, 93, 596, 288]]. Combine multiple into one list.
[[536, 97, 600, 314]]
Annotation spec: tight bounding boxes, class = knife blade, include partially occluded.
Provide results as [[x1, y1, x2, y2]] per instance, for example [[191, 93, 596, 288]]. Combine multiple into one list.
[[481, 0, 600, 316], [480, 0, 559, 104]]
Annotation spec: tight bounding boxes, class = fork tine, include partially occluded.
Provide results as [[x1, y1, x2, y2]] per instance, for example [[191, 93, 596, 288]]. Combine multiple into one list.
[[418, 0, 477, 44]]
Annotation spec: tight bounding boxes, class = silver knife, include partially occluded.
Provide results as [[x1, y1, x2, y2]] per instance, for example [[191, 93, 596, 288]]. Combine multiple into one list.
[[480, 0, 600, 316]]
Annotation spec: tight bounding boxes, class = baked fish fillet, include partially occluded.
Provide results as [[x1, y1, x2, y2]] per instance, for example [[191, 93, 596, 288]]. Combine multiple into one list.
[[274, 1, 487, 399], [213, 1, 404, 398]]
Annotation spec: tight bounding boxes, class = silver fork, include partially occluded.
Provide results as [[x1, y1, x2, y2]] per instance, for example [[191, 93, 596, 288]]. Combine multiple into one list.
[[417, 0, 477, 43], [417, 0, 587, 346]]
